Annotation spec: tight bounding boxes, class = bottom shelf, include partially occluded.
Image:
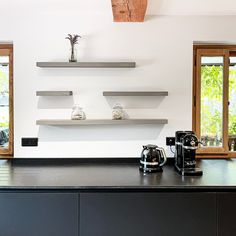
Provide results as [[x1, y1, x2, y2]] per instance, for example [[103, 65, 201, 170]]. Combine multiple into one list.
[[36, 119, 168, 126]]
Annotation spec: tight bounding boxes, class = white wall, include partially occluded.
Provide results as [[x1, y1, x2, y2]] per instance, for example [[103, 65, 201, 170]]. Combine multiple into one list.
[[1, 2, 236, 157], [148, 0, 236, 15], [3, 0, 236, 16]]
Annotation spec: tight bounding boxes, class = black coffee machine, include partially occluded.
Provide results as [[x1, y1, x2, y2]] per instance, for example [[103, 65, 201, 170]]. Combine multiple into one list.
[[175, 131, 203, 176]]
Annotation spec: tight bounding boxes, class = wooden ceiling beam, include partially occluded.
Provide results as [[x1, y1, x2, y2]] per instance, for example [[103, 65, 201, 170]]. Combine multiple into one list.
[[111, 0, 148, 22]]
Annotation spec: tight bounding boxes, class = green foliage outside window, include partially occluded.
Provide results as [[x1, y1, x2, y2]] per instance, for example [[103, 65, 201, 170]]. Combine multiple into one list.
[[0, 68, 9, 128], [0, 117, 8, 128], [0, 70, 7, 94], [201, 65, 236, 140]]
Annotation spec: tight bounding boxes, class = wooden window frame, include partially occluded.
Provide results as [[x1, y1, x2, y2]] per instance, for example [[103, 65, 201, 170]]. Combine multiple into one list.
[[0, 44, 13, 157], [193, 45, 236, 158]]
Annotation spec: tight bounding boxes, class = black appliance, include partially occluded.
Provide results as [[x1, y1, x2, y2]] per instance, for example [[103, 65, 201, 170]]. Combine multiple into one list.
[[140, 144, 167, 173], [175, 131, 203, 176]]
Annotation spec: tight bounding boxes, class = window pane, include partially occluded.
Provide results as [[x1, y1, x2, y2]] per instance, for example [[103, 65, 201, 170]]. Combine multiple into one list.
[[0, 56, 9, 64], [0, 57, 9, 150], [200, 56, 224, 147], [228, 56, 236, 151]]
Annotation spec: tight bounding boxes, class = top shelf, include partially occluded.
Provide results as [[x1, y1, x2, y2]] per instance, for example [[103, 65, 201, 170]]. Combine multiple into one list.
[[36, 62, 136, 68], [103, 91, 168, 96], [36, 91, 73, 96]]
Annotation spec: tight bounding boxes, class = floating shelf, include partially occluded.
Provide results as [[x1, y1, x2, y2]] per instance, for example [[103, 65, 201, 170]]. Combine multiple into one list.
[[36, 119, 168, 126], [103, 91, 168, 96], [36, 62, 136, 68], [36, 91, 73, 96]]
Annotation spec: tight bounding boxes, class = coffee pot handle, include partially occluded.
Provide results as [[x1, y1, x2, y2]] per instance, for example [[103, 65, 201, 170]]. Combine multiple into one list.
[[158, 147, 167, 167]]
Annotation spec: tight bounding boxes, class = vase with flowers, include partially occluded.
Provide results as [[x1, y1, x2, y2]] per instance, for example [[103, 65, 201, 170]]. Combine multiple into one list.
[[66, 34, 81, 62]]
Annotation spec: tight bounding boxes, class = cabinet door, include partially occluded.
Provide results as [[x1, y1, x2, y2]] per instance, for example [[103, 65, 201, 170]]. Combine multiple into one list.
[[218, 193, 236, 236], [80, 193, 216, 236], [0, 192, 78, 236]]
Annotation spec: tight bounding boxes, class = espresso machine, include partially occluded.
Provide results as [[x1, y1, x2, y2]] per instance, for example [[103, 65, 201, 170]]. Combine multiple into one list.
[[175, 131, 203, 176]]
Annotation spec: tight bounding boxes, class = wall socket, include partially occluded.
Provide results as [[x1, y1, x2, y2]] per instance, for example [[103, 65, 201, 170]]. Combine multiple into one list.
[[21, 138, 38, 147], [166, 137, 175, 146]]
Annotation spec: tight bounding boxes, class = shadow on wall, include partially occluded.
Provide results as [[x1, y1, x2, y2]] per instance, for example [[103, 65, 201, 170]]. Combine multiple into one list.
[[38, 96, 74, 109], [147, 0, 165, 15], [36, 67, 137, 78], [37, 95, 165, 109], [38, 125, 164, 142], [105, 96, 166, 109]]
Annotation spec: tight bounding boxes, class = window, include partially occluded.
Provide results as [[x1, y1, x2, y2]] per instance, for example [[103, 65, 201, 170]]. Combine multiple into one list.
[[0, 44, 13, 156], [193, 45, 236, 158]]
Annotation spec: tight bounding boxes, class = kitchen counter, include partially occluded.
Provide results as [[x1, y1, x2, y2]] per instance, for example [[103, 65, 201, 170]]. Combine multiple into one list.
[[0, 158, 236, 191], [1, 158, 236, 236]]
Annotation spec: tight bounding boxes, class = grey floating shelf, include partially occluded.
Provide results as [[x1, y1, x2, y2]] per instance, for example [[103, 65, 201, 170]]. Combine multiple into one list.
[[36, 119, 168, 126], [36, 62, 136, 68], [36, 91, 73, 96], [103, 91, 168, 96]]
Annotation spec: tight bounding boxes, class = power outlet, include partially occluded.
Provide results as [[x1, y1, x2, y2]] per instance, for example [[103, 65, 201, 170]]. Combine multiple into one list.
[[21, 138, 38, 147], [166, 137, 175, 146]]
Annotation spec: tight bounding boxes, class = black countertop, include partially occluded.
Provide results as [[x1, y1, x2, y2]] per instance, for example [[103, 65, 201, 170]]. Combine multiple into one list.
[[0, 158, 236, 191]]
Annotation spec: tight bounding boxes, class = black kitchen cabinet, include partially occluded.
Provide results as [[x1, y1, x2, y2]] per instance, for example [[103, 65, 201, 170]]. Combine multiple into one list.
[[218, 193, 236, 236], [0, 193, 78, 236], [80, 193, 216, 236]]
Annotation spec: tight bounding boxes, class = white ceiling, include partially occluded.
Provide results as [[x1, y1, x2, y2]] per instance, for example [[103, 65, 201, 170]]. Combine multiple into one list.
[[2, 0, 236, 15]]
